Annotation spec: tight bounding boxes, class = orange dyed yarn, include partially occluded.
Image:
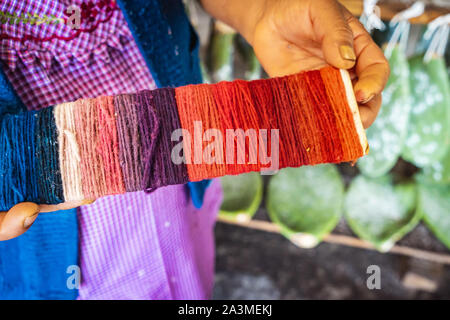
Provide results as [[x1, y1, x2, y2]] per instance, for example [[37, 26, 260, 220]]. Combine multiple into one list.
[[174, 83, 224, 181], [319, 67, 363, 160]]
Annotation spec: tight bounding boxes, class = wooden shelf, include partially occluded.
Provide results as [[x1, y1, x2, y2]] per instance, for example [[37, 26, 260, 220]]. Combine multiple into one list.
[[217, 216, 450, 266], [339, 0, 450, 24]]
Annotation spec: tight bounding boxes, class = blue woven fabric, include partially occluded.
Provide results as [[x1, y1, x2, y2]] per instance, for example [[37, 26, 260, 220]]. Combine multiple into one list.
[[0, 0, 211, 300], [0, 51, 78, 301], [0, 209, 78, 300], [0, 63, 25, 118]]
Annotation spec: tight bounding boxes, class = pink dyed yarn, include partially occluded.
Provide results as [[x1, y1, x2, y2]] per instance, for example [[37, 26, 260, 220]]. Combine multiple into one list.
[[96, 96, 126, 195], [74, 98, 107, 198]]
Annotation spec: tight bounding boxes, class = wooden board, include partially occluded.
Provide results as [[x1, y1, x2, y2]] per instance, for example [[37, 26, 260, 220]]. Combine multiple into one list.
[[339, 0, 450, 24]]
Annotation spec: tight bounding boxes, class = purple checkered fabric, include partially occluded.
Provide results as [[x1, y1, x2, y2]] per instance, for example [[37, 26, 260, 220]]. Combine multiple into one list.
[[78, 182, 222, 299], [0, 0, 156, 109], [1, 0, 222, 299]]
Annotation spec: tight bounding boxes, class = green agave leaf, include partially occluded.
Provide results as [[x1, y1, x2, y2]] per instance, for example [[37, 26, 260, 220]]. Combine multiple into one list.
[[402, 56, 450, 167], [421, 147, 450, 184], [344, 175, 421, 252], [358, 46, 411, 177], [219, 172, 263, 222], [417, 180, 450, 249], [200, 61, 211, 84], [266, 164, 344, 248], [395, 181, 417, 216]]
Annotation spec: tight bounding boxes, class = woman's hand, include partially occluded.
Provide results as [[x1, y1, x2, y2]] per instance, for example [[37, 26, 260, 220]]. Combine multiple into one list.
[[201, 0, 390, 128], [0, 200, 93, 241]]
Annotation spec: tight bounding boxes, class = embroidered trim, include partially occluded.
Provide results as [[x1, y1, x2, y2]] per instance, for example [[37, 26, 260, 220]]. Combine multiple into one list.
[[0, 12, 64, 26], [0, 0, 118, 43]]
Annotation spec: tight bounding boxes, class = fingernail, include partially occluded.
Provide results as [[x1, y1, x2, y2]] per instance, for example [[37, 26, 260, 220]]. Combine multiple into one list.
[[356, 90, 374, 104], [23, 212, 39, 229], [339, 45, 356, 61]]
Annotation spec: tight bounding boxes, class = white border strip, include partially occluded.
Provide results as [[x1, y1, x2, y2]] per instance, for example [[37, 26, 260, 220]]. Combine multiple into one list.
[[339, 69, 369, 155]]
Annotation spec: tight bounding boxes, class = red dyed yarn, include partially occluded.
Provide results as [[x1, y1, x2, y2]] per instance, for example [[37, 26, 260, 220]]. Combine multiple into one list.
[[302, 70, 341, 163], [320, 68, 363, 160], [270, 75, 310, 167], [212, 80, 261, 176], [176, 66, 364, 181], [282, 72, 321, 164]]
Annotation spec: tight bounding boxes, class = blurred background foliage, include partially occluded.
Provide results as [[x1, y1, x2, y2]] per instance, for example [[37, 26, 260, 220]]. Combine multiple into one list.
[[186, 1, 450, 253]]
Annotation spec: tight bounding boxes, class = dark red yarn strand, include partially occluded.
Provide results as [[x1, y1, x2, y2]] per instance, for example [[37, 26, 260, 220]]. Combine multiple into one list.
[[145, 88, 189, 190], [135, 90, 160, 192]]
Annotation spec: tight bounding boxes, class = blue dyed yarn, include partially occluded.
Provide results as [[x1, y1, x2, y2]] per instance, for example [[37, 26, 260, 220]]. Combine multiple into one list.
[[25, 112, 39, 203], [0, 111, 39, 211], [35, 107, 64, 205], [0, 115, 20, 210]]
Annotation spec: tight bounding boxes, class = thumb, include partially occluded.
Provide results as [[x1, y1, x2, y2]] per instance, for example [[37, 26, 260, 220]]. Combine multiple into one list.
[[312, 0, 356, 69], [0, 202, 40, 241]]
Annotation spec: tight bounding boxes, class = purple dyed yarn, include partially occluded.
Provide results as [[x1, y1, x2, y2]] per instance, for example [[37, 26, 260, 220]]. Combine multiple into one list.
[[114, 94, 144, 192], [146, 88, 189, 189], [135, 90, 160, 192]]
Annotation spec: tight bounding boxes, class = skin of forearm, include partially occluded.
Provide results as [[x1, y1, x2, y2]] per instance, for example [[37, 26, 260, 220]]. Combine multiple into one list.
[[199, 0, 266, 45]]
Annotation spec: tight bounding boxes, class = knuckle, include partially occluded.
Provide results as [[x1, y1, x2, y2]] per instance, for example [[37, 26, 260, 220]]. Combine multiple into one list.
[[383, 59, 391, 78], [331, 25, 353, 42], [334, 25, 352, 36]]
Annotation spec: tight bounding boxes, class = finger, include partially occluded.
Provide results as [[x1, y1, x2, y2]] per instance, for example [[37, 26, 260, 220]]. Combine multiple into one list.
[[0, 202, 39, 241], [311, 0, 356, 69], [0, 199, 95, 241], [344, 10, 390, 103], [353, 63, 390, 103], [39, 199, 95, 213], [359, 93, 382, 128]]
